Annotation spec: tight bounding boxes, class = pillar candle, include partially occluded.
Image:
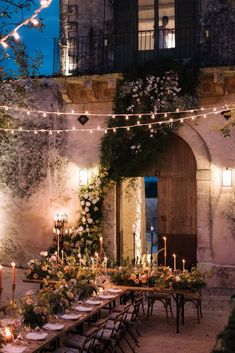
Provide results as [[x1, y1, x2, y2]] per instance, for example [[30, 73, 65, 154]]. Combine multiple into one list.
[[4, 327, 13, 343], [173, 254, 176, 271], [61, 250, 64, 265], [11, 262, 16, 286], [99, 237, 103, 257], [0, 265, 2, 289]]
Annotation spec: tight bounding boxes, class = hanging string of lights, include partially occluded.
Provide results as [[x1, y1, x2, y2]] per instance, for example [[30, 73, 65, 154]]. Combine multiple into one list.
[[0, 107, 231, 134], [0, 103, 231, 118], [0, 0, 52, 48]]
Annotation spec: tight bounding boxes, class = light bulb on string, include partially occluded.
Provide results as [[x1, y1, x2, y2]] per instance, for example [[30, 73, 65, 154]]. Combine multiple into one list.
[[31, 18, 39, 26], [13, 32, 20, 40], [1, 42, 8, 48]]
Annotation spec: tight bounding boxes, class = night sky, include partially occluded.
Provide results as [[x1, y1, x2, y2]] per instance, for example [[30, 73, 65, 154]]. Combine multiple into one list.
[[19, 0, 59, 76]]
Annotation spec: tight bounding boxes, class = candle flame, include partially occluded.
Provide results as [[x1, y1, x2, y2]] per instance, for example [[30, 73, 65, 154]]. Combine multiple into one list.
[[11, 262, 15, 267]]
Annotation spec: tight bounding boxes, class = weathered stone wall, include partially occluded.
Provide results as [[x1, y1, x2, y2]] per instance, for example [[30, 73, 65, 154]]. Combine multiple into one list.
[[60, 0, 114, 75], [0, 71, 235, 288]]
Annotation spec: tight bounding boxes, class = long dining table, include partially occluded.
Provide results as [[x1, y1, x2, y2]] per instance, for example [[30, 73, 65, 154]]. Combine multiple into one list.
[[113, 284, 197, 334], [0, 290, 124, 353]]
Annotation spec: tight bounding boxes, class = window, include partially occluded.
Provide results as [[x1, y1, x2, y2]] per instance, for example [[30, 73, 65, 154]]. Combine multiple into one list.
[[158, 0, 175, 49], [138, 0, 154, 50], [138, 0, 175, 51]]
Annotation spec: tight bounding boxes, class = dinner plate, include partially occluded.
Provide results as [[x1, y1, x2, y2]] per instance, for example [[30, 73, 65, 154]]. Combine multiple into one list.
[[43, 323, 65, 331], [85, 299, 103, 306], [74, 305, 94, 312], [3, 345, 27, 353], [98, 294, 116, 299], [61, 313, 80, 320], [26, 332, 48, 340], [108, 288, 122, 293]]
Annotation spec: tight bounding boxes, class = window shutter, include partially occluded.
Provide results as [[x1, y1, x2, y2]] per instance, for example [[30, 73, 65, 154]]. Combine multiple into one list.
[[114, 0, 138, 33], [113, 0, 138, 71], [175, 0, 198, 59]]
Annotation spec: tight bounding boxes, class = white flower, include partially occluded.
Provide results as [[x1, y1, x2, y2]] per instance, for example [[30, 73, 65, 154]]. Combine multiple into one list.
[[85, 207, 89, 212], [84, 193, 89, 199], [92, 199, 97, 204], [86, 201, 91, 207], [78, 226, 84, 232], [40, 251, 48, 257], [87, 218, 93, 224], [82, 217, 86, 223], [25, 290, 35, 296], [80, 200, 85, 206]]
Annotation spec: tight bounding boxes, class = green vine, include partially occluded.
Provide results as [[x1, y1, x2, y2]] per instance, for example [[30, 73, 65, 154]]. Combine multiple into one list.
[[101, 58, 199, 180]]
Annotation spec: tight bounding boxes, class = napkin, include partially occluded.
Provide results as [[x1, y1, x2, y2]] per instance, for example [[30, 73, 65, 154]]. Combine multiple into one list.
[[3, 345, 27, 353], [43, 323, 65, 331], [26, 332, 48, 340], [61, 313, 80, 320]]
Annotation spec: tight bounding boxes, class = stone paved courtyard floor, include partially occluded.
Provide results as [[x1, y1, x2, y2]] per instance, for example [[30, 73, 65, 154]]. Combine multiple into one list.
[[1, 266, 234, 353]]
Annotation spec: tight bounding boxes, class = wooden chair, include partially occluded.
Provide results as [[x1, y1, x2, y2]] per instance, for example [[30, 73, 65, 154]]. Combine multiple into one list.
[[146, 291, 173, 321], [181, 290, 202, 324]]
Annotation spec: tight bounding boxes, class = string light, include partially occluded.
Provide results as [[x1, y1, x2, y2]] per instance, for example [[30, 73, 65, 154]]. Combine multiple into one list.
[[0, 104, 231, 118], [0, 0, 52, 48], [0, 106, 232, 134]]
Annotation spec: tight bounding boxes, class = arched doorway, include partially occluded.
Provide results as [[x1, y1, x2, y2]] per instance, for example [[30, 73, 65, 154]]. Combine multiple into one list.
[[117, 133, 197, 269], [157, 133, 197, 269]]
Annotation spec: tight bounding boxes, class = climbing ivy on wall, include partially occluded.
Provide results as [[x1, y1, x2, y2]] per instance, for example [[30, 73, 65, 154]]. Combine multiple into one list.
[[101, 57, 199, 180], [0, 79, 67, 198]]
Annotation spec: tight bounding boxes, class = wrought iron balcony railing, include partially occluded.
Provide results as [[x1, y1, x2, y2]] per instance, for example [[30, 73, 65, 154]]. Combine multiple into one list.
[[53, 25, 235, 76]]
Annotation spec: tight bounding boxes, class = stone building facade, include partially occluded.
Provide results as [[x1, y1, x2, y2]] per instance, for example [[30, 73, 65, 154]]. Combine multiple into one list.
[[0, 0, 235, 288]]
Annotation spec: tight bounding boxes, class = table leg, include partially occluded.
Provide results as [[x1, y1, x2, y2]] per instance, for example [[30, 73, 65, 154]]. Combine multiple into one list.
[[181, 295, 185, 325], [176, 293, 180, 333]]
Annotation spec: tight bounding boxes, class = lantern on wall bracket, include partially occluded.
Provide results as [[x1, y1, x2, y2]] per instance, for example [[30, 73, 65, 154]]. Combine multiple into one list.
[[79, 169, 88, 186], [222, 168, 233, 187]]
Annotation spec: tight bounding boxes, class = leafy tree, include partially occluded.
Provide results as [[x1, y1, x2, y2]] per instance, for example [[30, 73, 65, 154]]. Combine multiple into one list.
[[0, 0, 43, 78]]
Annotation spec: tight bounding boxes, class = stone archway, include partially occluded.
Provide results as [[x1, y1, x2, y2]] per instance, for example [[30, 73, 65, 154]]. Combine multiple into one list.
[[176, 123, 212, 265], [156, 133, 197, 269]]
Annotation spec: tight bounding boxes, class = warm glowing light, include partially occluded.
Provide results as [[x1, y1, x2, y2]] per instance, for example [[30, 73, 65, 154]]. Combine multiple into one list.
[[222, 168, 233, 187], [79, 169, 88, 186]]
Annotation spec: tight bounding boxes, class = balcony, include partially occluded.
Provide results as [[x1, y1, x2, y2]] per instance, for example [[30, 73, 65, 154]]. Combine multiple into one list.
[[53, 25, 235, 76]]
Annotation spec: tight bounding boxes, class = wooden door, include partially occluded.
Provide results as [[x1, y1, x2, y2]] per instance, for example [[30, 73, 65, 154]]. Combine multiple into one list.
[[157, 134, 197, 269]]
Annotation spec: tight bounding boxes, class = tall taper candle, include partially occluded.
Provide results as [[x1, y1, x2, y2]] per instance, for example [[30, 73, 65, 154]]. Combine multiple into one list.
[[163, 237, 167, 266], [11, 262, 16, 286], [182, 259, 185, 272], [0, 265, 2, 289], [173, 254, 176, 271], [99, 237, 103, 257]]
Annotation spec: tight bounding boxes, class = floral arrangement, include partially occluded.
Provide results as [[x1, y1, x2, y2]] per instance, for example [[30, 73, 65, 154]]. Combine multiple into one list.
[[48, 169, 109, 256], [153, 267, 206, 291], [111, 268, 150, 287], [38, 286, 65, 315], [101, 64, 198, 179], [25, 253, 80, 282], [111, 266, 206, 291], [21, 290, 48, 329]]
